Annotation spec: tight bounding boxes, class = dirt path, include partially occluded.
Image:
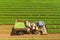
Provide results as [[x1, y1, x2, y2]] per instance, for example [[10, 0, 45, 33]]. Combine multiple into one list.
[[0, 25, 60, 40], [0, 34, 60, 40], [0, 25, 60, 37], [0, 34, 60, 37]]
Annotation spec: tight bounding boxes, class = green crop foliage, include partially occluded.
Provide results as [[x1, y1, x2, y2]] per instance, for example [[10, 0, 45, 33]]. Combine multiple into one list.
[[46, 25, 60, 29], [0, 0, 60, 25], [0, 0, 60, 33], [48, 29, 60, 34]]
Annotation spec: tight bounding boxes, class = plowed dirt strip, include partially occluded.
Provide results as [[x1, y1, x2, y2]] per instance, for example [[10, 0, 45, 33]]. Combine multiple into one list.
[[0, 25, 13, 30], [0, 25, 60, 40], [0, 34, 60, 40], [0, 34, 60, 37]]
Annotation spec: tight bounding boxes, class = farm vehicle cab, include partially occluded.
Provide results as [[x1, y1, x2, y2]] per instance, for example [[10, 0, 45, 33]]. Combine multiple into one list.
[[11, 20, 47, 35]]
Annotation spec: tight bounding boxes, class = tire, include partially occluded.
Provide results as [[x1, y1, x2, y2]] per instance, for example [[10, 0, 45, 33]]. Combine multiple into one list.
[[34, 31, 39, 34], [40, 31, 43, 35], [17, 31, 24, 35], [11, 27, 16, 36], [31, 30, 37, 34]]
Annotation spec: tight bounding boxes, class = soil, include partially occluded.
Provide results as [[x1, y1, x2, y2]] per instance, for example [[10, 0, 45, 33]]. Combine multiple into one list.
[[0, 25, 60, 40]]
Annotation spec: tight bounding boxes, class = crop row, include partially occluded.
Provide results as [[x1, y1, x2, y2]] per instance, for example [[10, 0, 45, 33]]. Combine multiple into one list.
[[46, 25, 60, 29], [0, 29, 60, 34], [0, 16, 60, 19], [48, 29, 60, 34], [0, 11, 59, 13], [0, 13, 60, 16], [0, 18, 59, 21], [0, 1, 59, 7], [0, 9, 59, 11], [0, 19, 60, 24]]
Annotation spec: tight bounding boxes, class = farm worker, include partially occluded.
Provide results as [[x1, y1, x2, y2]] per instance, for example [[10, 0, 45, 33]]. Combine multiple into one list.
[[25, 21, 31, 33], [38, 21, 45, 28], [35, 24, 39, 31], [42, 25, 47, 34], [31, 23, 39, 34], [37, 21, 47, 34], [25, 21, 31, 28], [31, 23, 39, 30], [31, 23, 36, 30]]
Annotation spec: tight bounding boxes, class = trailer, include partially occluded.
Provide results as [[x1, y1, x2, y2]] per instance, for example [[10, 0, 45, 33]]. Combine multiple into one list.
[[11, 20, 31, 35]]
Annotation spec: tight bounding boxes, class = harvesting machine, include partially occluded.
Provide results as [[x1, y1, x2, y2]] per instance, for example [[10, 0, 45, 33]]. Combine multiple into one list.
[[11, 20, 47, 35]]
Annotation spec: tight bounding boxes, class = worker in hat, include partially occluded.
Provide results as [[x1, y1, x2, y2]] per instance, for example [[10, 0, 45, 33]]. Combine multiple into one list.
[[37, 21, 47, 34]]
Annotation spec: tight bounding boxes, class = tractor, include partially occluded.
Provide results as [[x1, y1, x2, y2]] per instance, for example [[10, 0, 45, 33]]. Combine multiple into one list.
[[11, 20, 47, 35], [11, 20, 31, 35]]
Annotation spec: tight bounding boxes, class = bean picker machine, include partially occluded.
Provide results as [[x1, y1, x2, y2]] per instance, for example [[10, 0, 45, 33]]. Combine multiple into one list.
[[11, 19, 47, 35]]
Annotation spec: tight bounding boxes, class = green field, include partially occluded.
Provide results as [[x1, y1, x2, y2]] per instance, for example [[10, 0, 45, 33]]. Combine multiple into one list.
[[0, 0, 60, 33]]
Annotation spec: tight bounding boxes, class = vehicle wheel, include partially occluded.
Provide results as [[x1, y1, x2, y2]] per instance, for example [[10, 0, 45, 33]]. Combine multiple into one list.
[[34, 31, 39, 34], [31, 30, 36, 34], [17, 31, 24, 35], [11, 27, 16, 35], [40, 31, 43, 35], [31, 30, 39, 34]]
